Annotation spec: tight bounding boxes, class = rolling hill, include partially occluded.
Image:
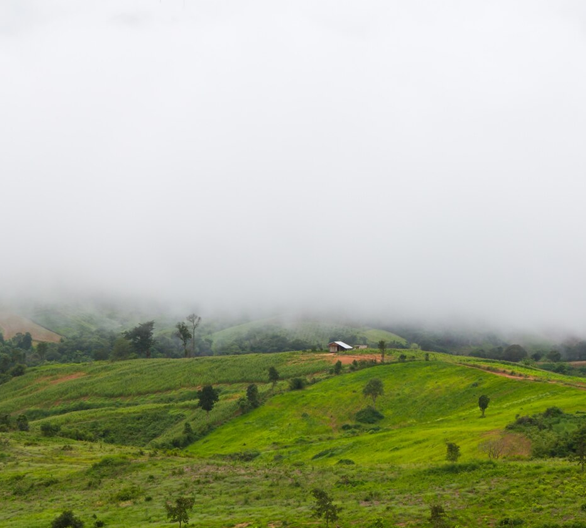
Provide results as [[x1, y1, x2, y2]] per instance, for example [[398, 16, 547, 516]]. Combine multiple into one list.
[[3, 350, 586, 527], [210, 317, 406, 353]]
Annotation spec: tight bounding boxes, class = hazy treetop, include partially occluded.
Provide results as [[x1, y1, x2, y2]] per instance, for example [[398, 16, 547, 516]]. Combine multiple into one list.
[[1, 1, 585, 333]]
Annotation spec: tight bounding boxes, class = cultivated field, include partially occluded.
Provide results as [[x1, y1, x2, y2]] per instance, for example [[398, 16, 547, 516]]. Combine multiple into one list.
[[0, 311, 61, 343]]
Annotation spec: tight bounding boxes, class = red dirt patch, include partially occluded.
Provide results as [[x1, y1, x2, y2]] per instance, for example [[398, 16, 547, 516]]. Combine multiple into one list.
[[326, 353, 380, 365]]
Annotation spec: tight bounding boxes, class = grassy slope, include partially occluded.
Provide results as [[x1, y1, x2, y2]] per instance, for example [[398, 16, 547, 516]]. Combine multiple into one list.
[[211, 318, 406, 353], [3, 433, 586, 528], [0, 353, 331, 446], [189, 358, 586, 465], [3, 353, 586, 526]]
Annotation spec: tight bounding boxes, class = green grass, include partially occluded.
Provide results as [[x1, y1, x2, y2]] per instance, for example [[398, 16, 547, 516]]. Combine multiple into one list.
[[2, 433, 586, 527], [4, 350, 586, 526], [189, 359, 586, 465], [0, 353, 331, 446]]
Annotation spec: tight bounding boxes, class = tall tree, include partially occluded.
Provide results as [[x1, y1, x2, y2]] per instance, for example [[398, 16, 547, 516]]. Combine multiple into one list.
[[197, 385, 219, 418], [363, 378, 384, 408], [186, 314, 201, 357], [378, 340, 387, 363], [176, 322, 193, 358], [246, 384, 259, 408], [478, 395, 490, 417], [124, 321, 155, 358]]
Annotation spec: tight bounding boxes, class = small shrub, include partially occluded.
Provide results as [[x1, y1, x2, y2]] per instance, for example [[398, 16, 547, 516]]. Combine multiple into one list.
[[51, 510, 84, 528], [289, 378, 306, 390], [40, 422, 61, 437], [499, 518, 524, 526], [355, 407, 384, 424]]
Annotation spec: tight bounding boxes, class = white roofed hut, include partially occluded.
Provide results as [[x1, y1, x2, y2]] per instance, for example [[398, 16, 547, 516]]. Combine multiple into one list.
[[329, 341, 353, 353]]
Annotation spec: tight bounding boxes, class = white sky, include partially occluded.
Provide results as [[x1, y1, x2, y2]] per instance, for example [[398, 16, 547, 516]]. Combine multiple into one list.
[[1, 1, 586, 331]]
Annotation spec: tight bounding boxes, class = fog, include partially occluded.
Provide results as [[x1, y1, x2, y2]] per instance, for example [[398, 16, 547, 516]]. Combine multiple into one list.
[[1, 1, 586, 333]]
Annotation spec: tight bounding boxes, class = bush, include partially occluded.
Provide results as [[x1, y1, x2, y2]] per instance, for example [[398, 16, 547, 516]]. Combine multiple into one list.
[[355, 407, 384, 424], [40, 422, 61, 437], [289, 378, 306, 390], [499, 518, 524, 526], [51, 510, 84, 528], [8, 364, 26, 377]]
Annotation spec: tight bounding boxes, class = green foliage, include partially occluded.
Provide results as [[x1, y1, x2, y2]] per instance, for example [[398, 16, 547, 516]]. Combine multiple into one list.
[[446, 442, 461, 462], [41, 422, 61, 437], [378, 340, 386, 363], [176, 322, 193, 358], [268, 366, 280, 386], [165, 496, 195, 528], [51, 510, 84, 528], [246, 384, 260, 408], [110, 337, 133, 361], [197, 385, 220, 415], [503, 345, 528, 363], [355, 407, 385, 424], [479, 394, 490, 417], [16, 414, 28, 431], [310, 488, 341, 527], [430, 504, 450, 528], [334, 360, 342, 375], [124, 321, 155, 358], [363, 378, 384, 407], [9, 364, 26, 377], [289, 377, 306, 390]]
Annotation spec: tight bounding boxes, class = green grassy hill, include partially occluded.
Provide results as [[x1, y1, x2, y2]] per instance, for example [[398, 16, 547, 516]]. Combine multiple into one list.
[[211, 317, 406, 353], [0, 353, 331, 447], [189, 357, 586, 464], [3, 351, 586, 527]]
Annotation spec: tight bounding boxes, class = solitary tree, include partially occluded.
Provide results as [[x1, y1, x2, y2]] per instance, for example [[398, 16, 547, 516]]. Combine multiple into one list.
[[268, 366, 280, 388], [378, 340, 387, 363], [310, 488, 341, 528], [186, 314, 201, 357], [165, 496, 195, 528], [124, 321, 155, 358], [334, 360, 342, 375], [478, 395, 490, 418], [446, 442, 461, 462], [246, 384, 259, 408], [197, 385, 219, 418], [363, 378, 384, 408], [176, 322, 193, 358]]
